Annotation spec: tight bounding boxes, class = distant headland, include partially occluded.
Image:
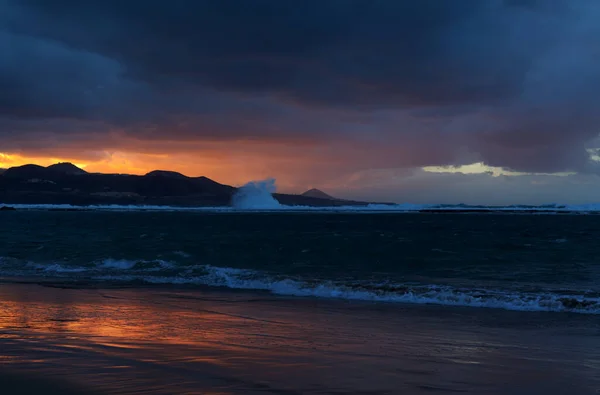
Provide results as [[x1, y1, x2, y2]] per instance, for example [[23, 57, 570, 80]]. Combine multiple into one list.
[[0, 162, 389, 208]]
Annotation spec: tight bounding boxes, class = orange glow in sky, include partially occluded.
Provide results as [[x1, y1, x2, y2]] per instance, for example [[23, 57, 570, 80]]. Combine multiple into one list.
[[1, 152, 90, 171], [0, 148, 330, 193], [0, 151, 248, 184], [0, 134, 377, 194]]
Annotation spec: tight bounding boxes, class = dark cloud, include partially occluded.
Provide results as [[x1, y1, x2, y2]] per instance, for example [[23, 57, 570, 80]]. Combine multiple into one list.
[[1, 0, 599, 176], [3, 0, 551, 107]]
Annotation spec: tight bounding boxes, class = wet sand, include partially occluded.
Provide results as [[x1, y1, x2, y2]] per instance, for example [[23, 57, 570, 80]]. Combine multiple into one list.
[[0, 282, 598, 394]]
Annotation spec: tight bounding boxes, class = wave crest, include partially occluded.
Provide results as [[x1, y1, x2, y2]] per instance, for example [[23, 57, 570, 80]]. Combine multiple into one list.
[[4, 202, 600, 212], [231, 178, 281, 210], [2, 258, 598, 314]]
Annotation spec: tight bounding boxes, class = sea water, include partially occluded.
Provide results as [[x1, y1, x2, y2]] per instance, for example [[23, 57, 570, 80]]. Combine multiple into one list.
[[1, 210, 599, 314]]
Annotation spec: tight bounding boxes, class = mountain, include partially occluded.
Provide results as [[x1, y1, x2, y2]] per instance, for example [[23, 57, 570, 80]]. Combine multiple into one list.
[[2, 164, 48, 179], [0, 162, 386, 207], [3, 162, 88, 178], [47, 162, 88, 175], [0, 168, 5, 174], [145, 170, 187, 179], [301, 188, 337, 200]]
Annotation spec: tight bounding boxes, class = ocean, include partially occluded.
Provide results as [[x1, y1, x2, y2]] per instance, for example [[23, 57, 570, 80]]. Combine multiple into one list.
[[1, 210, 599, 314], [1, 209, 599, 394]]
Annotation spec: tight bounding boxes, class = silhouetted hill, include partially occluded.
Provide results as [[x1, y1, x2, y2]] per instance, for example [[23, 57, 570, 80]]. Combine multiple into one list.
[[0, 168, 5, 174], [0, 163, 386, 207], [145, 170, 187, 179], [2, 164, 48, 179], [47, 162, 88, 175], [301, 188, 337, 200]]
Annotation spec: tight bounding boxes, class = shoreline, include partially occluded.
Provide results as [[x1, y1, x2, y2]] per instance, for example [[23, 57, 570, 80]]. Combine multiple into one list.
[[0, 282, 598, 394], [1, 275, 598, 315], [2, 204, 600, 214]]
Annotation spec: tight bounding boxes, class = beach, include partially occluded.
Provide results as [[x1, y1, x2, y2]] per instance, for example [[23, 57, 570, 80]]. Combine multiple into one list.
[[4, 0, 600, 391], [4, 0, 599, 391], [1, 282, 598, 394], [1, 210, 599, 393]]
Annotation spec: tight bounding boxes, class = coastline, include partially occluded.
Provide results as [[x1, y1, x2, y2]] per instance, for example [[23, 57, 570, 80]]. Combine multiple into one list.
[[3, 203, 600, 214], [1, 282, 598, 394]]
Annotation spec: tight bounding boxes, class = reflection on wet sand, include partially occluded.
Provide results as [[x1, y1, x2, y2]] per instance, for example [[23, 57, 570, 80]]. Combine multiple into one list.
[[0, 283, 599, 394]]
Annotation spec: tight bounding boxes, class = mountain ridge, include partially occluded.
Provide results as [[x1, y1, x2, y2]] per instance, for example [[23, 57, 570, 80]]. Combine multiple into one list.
[[301, 188, 337, 200], [0, 163, 391, 207], [47, 162, 88, 175]]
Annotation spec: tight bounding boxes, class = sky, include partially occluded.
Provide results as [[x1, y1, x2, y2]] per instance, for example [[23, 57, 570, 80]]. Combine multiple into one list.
[[1, 0, 600, 204]]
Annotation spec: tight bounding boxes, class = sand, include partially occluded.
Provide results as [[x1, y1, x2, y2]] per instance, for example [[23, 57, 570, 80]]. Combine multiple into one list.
[[0, 282, 598, 394]]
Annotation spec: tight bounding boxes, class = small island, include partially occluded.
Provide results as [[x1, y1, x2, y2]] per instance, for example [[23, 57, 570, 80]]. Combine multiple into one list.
[[0, 162, 389, 208]]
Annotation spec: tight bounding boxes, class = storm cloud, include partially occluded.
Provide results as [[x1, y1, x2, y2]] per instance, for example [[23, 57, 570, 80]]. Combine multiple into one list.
[[1, 0, 599, 180]]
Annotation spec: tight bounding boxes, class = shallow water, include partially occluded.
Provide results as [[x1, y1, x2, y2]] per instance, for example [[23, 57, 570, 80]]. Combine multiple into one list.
[[0, 211, 599, 313], [0, 283, 599, 394]]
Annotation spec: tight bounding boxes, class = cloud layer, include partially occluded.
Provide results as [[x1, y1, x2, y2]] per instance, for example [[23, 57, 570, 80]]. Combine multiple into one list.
[[1, 0, 599, 194]]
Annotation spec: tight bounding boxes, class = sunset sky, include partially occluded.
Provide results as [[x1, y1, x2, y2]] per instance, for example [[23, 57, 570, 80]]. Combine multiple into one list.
[[2, 0, 600, 204]]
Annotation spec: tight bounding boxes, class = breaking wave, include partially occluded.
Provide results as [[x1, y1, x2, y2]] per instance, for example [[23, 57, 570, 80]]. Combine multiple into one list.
[[4, 174, 600, 212], [2, 258, 598, 314], [231, 178, 282, 210], [4, 202, 600, 213]]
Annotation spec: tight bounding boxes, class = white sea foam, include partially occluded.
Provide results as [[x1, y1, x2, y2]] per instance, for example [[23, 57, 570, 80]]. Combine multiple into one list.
[[2, 257, 598, 314], [99, 258, 138, 270], [3, 201, 600, 213], [97, 258, 173, 270], [94, 265, 600, 315], [231, 178, 282, 210], [31, 263, 87, 273], [2, 174, 600, 212]]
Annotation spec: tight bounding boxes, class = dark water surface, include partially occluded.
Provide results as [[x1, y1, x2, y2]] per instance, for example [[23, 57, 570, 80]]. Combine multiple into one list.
[[1, 211, 599, 313], [1, 211, 600, 394]]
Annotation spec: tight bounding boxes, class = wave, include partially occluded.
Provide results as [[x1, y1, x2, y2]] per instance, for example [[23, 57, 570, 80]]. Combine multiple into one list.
[[231, 178, 281, 209], [2, 258, 598, 314], [4, 202, 600, 213], [138, 265, 600, 314], [3, 176, 600, 212]]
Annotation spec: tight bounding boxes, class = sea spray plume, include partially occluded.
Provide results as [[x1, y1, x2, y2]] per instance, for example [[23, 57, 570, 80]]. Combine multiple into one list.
[[231, 178, 282, 209]]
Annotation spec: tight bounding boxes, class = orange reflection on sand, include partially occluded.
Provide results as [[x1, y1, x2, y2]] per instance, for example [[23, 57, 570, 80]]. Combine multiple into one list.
[[1, 284, 599, 394], [0, 287, 294, 361], [0, 288, 287, 386]]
